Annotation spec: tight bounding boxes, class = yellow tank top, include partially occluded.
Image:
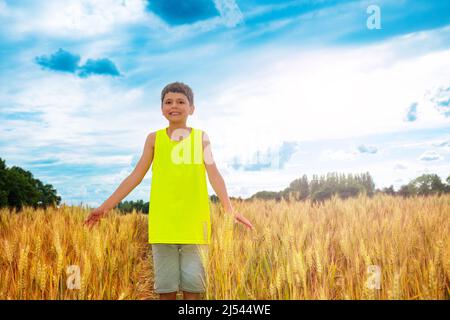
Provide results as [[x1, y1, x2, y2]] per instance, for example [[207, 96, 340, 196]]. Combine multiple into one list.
[[148, 126, 211, 244]]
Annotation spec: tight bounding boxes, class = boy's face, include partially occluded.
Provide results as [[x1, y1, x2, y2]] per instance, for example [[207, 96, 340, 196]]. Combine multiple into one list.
[[161, 91, 194, 123]]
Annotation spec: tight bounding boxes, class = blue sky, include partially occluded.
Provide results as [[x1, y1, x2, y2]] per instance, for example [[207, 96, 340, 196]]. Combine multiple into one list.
[[1, 0, 449, 207]]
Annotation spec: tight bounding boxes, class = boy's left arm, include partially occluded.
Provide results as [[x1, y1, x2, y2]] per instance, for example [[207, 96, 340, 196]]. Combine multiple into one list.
[[202, 131, 254, 230]]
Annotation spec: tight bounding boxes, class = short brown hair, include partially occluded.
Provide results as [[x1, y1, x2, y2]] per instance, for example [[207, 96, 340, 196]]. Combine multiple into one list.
[[161, 82, 194, 106]]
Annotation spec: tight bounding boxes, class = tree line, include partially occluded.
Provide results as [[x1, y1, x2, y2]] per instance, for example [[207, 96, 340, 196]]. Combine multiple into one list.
[[118, 172, 450, 212], [249, 171, 450, 203], [0, 157, 61, 211], [1, 156, 448, 212], [115, 195, 243, 214]]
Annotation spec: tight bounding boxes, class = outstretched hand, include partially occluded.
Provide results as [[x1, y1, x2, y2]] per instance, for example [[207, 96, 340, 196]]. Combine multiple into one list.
[[84, 207, 108, 229], [233, 212, 255, 231]]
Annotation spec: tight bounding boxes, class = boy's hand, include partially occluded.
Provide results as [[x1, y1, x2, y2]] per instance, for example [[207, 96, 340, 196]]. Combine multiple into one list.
[[233, 212, 254, 230], [84, 207, 108, 229]]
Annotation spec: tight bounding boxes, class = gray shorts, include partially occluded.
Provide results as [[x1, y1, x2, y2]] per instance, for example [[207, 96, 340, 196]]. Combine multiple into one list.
[[151, 244, 209, 294]]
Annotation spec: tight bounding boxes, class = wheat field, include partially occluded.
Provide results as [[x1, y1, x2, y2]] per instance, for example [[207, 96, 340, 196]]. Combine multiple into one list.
[[0, 193, 448, 300]]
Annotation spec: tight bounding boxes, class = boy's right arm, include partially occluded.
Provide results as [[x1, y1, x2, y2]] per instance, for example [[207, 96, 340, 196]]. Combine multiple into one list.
[[84, 132, 156, 227]]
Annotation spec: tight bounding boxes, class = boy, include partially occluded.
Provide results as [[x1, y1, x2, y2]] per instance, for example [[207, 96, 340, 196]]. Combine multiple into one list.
[[84, 81, 254, 300]]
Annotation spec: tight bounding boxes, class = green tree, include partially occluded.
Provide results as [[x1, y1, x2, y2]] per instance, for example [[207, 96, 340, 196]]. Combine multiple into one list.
[[410, 174, 446, 196], [360, 171, 375, 196], [6, 167, 39, 211], [337, 183, 363, 199], [382, 185, 396, 196], [398, 183, 417, 197], [295, 174, 310, 200], [311, 185, 334, 203], [0, 158, 61, 211], [117, 199, 149, 214], [0, 158, 8, 207], [250, 191, 280, 200]]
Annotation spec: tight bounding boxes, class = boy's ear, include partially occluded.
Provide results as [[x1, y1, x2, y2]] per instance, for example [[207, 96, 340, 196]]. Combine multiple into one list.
[[189, 104, 195, 114]]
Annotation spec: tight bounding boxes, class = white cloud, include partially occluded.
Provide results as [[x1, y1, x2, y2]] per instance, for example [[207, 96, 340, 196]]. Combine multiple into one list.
[[432, 139, 450, 148], [418, 150, 443, 162], [4, 0, 148, 39]]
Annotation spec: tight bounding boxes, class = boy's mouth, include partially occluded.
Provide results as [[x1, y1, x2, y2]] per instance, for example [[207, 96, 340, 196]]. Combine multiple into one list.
[[169, 111, 181, 116]]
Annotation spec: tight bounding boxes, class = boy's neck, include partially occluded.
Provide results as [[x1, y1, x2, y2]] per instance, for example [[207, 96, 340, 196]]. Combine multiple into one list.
[[167, 122, 189, 131]]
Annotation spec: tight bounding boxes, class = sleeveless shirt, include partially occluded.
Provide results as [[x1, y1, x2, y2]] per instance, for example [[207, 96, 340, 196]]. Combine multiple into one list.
[[148, 126, 211, 244]]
